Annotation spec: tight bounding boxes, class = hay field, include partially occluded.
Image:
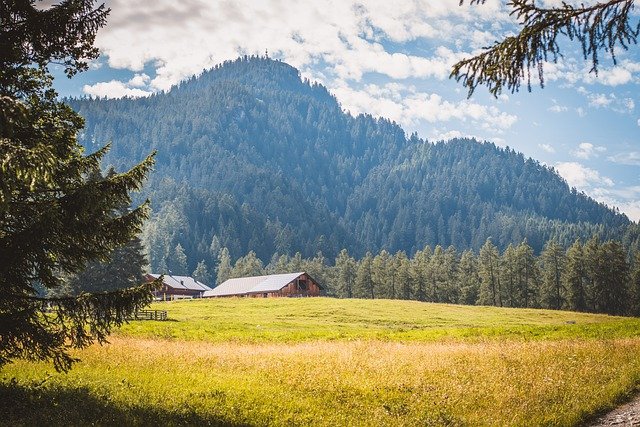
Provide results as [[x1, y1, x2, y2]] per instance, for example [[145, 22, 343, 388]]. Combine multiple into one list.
[[2, 298, 640, 426]]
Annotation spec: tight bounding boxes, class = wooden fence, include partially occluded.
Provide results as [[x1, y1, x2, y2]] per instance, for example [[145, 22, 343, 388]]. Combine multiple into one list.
[[130, 309, 168, 321]]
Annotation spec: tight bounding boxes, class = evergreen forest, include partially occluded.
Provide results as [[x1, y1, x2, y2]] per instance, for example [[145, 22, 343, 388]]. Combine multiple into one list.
[[217, 237, 640, 316], [67, 56, 640, 285]]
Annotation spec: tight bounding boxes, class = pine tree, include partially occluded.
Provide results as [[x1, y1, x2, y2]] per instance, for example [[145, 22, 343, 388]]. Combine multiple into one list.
[[410, 248, 430, 302], [456, 250, 480, 305], [335, 249, 356, 298], [595, 241, 629, 315], [453, 0, 639, 97], [0, 0, 157, 371], [354, 252, 374, 299], [540, 240, 566, 310], [231, 250, 264, 278], [478, 239, 501, 306], [395, 252, 412, 300], [57, 236, 148, 295], [629, 250, 640, 317], [564, 240, 587, 312], [501, 244, 518, 307], [515, 239, 539, 308], [372, 250, 392, 299], [216, 247, 233, 285], [169, 243, 188, 275], [192, 260, 212, 286]]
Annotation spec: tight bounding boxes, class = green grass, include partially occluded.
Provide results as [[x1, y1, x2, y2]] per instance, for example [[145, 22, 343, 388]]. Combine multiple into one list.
[[119, 297, 640, 343], [2, 298, 640, 426]]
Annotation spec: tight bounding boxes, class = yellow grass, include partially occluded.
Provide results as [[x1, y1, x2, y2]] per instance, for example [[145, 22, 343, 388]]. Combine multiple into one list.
[[3, 298, 640, 425], [3, 336, 640, 426]]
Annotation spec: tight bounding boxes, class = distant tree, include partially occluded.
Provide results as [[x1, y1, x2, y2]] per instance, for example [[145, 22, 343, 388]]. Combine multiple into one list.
[[335, 249, 356, 298], [540, 240, 566, 310], [478, 239, 501, 306], [56, 236, 147, 296], [395, 251, 412, 301], [372, 250, 392, 299], [169, 243, 188, 275], [0, 0, 157, 372], [594, 241, 629, 315], [232, 250, 264, 278], [216, 247, 233, 285], [515, 240, 539, 308], [192, 260, 212, 285], [410, 248, 431, 302], [456, 250, 480, 305], [629, 250, 640, 316], [501, 244, 519, 307], [354, 252, 374, 299], [564, 240, 587, 312], [453, 0, 639, 96]]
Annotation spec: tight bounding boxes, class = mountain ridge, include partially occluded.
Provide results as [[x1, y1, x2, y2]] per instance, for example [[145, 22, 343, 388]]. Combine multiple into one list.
[[68, 56, 636, 273]]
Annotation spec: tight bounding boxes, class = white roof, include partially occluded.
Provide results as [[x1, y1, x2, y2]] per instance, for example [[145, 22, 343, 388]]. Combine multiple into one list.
[[148, 274, 212, 292], [204, 272, 306, 297]]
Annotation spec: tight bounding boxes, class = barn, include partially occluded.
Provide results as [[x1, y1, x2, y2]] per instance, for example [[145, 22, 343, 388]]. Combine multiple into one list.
[[145, 273, 212, 300], [203, 272, 323, 298]]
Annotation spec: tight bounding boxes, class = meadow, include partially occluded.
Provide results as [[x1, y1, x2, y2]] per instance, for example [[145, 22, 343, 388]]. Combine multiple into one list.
[[2, 298, 640, 426]]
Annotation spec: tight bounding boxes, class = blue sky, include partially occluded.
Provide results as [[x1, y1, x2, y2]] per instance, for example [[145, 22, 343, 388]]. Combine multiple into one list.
[[52, 0, 640, 220]]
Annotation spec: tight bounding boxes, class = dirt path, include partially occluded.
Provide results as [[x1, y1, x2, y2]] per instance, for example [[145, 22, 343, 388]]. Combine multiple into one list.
[[586, 394, 640, 426]]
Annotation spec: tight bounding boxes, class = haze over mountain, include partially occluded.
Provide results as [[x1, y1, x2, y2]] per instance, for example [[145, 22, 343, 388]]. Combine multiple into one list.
[[68, 57, 638, 274]]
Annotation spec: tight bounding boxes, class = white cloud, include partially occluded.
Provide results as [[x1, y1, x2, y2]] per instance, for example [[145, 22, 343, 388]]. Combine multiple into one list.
[[572, 142, 606, 159], [555, 162, 614, 188], [548, 104, 568, 113], [93, 0, 512, 92], [331, 81, 517, 134], [128, 73, 150, 87], [589, 186, 640, 222], [608, 152, 640, 166], [82, 80, 152, 98], [539, 143, 555, 153], [588, 93, 613, 108]]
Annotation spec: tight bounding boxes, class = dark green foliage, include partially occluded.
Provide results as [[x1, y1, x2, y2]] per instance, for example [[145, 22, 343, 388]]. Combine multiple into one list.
[[452, 0, 639, 96], [0, 0, 157, 372], [219, 234, 637, 316], [67, 57, 635, 275], [56, 236, 147, 296], [540, 240, 566, 310]]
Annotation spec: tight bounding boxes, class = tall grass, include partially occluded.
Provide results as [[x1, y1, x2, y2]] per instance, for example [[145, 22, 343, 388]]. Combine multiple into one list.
[[2, 298, 640, 426]]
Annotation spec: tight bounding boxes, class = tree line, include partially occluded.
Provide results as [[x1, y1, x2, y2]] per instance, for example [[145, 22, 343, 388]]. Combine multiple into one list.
[[204, 237, 640, 317]]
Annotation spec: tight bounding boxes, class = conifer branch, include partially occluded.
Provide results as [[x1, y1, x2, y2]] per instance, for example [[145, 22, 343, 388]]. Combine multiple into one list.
[[452, 0, 639, 97]]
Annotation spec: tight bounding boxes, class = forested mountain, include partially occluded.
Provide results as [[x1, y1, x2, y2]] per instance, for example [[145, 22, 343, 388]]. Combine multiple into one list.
[[68, 56, 638, 277]]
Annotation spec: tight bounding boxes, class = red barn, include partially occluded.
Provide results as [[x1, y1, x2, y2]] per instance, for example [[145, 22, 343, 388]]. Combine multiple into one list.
[[203, 272, 323, 298], [145, 274, 212, 300]]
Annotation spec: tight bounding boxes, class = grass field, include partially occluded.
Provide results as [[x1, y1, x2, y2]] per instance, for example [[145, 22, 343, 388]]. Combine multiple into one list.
[[2, 298, 640, 426]]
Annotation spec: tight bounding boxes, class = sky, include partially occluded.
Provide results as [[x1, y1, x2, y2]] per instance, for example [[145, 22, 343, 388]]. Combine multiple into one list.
[[51, 0, 640, 221]]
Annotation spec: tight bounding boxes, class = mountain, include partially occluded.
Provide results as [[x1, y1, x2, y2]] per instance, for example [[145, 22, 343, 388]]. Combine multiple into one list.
[[67, 56, 637, 275]]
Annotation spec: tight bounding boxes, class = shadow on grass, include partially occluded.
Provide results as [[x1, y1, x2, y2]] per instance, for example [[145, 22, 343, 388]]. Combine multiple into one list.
[[0, 382, 246, 427]]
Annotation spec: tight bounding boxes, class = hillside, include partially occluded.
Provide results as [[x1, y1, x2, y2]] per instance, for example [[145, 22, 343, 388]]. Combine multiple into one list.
[[68, 56, 636, 273]]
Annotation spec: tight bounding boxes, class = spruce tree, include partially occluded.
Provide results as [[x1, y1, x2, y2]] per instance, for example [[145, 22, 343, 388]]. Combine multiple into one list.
[[478, 239, 501, 306], [540, 240, 566, 310], [0, 0, 158, 371], [456, 250, 480, 305], [192, 260, 212, 285], [354, 252, 374, 299], [335, 249, 356, 298], [453, 0, 639, 97], [564, 240, 587, 312], [629, 250, 640, 317], [216, 247, 233, 285]]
